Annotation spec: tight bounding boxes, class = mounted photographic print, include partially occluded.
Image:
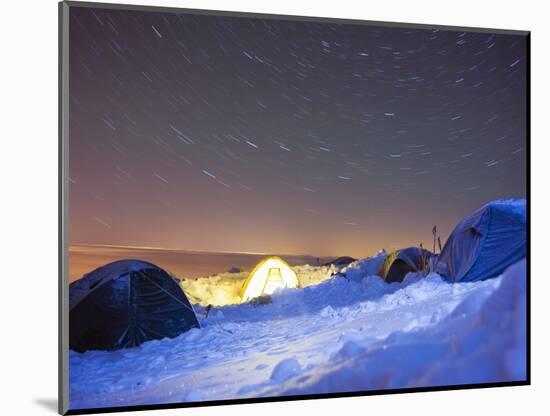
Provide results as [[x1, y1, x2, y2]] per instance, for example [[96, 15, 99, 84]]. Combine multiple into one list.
[[59, 1, 530, 414]]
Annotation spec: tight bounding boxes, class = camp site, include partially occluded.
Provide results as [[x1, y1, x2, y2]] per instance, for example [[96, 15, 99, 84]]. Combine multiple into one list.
[[68, 198, 527, 410]]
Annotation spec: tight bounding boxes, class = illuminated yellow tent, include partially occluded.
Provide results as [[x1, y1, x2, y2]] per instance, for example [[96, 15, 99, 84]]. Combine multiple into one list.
[[241, 256, 299, 302]]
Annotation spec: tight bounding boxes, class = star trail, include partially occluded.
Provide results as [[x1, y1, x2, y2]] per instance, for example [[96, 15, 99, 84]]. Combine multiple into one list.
[[69, 6, 527, 258]]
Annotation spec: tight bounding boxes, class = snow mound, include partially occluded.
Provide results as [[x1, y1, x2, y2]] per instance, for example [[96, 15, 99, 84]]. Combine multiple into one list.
[[270, 259, 527, 395], [271, 358, 302, 382], [340, 251, 388, 281]]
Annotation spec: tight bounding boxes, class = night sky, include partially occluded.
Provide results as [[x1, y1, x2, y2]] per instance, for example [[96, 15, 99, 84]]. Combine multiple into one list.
[[69, 6, 527, 258]]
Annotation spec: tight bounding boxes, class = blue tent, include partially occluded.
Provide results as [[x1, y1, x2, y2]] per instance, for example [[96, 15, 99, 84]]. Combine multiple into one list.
[[436, 199, 527, 283], [70, 259, 200, 352]]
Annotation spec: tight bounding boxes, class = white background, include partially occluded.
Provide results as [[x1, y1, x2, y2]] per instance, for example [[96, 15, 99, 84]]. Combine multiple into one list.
[[1, 0, 547, 414]]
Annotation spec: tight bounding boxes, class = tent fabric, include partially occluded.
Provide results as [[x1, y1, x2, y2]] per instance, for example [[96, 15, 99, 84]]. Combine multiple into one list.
[[241, 256, 299, 302], [70, 259, 199, 352], [436, 198, 527, 283], [323, 256, 357, 267], [379, 247, 431, 283]]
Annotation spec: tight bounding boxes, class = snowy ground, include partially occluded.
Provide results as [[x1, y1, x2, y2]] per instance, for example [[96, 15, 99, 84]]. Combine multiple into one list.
[[69, 257, 526, 410]]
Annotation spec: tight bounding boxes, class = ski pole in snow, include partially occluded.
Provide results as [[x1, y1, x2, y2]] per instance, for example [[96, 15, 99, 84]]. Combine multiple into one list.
[[204, 304, 212, 318], [432, 225, 437, 254]]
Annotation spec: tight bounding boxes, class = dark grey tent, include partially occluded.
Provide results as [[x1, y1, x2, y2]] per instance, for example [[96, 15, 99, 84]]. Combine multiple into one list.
[[436, 199, 526, 283], [70, 259, 199, 353], [379, 247, 431, 283], [323, 256, 357, 267]]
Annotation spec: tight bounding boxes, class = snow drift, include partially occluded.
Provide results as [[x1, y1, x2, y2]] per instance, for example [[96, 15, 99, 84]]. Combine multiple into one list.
[[69, 256, 526, 410], [274, 259, 527, 396]]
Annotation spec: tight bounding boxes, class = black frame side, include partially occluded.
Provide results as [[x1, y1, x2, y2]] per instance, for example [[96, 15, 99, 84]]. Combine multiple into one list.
[[59, 1, 70, 414]]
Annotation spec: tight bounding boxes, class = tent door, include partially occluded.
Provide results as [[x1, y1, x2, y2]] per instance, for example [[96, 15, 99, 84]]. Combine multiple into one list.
[[262, 267, 283, 295]]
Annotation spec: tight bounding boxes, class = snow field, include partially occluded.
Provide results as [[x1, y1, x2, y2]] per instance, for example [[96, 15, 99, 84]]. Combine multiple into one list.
[[69, 255, 525, 409]]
